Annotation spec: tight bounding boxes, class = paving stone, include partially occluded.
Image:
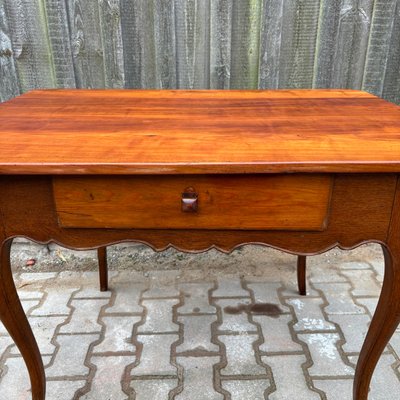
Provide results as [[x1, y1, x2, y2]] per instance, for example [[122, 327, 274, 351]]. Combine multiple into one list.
[[313, 283, 364, 314], [329, 314, 371, 353], [219, 334, 266, 376], [263, 354, 321, 400], [31, 288, 78, 316], [81, 356, 132, 399], [339, 261, 372, 270], [176, 315, 219, 354], [175, 356, 223, 400], [0, 336, 14, 358], [132, 378, 178, 400], [143, 271, 180, 297], [313, 379, 353, 400], [74, 286, 112, 299], [59, 298, 109, 334], [356, 297, 379, 317], [341, 270, 381, 297], [222, 379, 269, 400], [46, 380, 86, 400], [0, 356, 51, 400], [93, 315, 141, 354], [10, 316, 66, 356], [254, 314, 302, 353], [178, 282, 216, 314], [370, 259, 384, 283], [132, 334, 178, 376], [309, 265, 348, 283], [297, 333, 354, 377], [17, 290, 44, 300], [287, 297, 336, 332], [47, 334, 99, 377], [213, 276, 250, 297], [247, 282, 290, 312], [106, 283, 146, 314], [21, 299, 41, 314], [19, 272, 58, 284], [215, 299, 256, 333], [388, 331, 400, 358], [138, 299, 179, 333]]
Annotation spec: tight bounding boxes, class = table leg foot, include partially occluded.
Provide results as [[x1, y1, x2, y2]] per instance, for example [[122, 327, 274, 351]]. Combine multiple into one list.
[[98, 246, 108, 292], [297, 255, 307, 295], [0, 238, 45, 400], [354, 245, 400, 400]]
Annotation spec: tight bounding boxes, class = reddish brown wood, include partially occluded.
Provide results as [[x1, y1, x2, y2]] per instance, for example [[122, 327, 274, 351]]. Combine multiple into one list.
[[1, 89, 400, 175], [52, 174, 332, 230], [97, 247, 108, 292], [297, 255, 307, 295], [0, 238, 45, 399]]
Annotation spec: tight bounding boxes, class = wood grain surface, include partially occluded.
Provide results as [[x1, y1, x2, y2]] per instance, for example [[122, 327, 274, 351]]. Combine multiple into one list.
[[53, 174, 332, 230], [1, 89, 400, 175]]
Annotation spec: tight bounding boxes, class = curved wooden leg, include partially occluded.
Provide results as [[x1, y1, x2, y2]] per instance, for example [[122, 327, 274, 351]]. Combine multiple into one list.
[[297, 255, 307, 295], [353, 244, 400, 399], [98, 246, 108, 292], [0, 238, 45, 399]]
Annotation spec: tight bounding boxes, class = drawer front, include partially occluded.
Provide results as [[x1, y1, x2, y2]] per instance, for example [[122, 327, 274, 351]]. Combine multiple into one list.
[[53, 174, 332, 231]]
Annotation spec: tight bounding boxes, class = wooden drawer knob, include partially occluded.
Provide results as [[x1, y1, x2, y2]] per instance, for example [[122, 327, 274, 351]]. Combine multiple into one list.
[[182, 187, 198, 212]]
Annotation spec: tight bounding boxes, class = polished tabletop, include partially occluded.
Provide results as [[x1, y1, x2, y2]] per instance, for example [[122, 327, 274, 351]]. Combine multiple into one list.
[[0, 89, 400, 174]]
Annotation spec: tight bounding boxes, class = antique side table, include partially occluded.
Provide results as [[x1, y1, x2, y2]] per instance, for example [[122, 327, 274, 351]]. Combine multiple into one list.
[[0, 89, 400, 400]]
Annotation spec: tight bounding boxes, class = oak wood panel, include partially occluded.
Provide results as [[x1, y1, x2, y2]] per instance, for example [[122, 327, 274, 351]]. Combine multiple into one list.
[[53, 174, 332, 230], [1, 90, 400, 175]]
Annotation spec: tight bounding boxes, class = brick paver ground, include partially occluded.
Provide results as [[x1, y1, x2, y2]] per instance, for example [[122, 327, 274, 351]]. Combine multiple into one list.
[[1, 246, 400, 399]]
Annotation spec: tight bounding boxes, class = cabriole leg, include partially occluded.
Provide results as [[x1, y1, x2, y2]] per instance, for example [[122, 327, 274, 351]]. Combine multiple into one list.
[[353, 244, 400, 399], [0, 238, 45, 399]]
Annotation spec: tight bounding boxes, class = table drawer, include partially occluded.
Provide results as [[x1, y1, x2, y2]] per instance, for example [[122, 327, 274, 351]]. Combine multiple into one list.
[[53, 174, 332, 231]]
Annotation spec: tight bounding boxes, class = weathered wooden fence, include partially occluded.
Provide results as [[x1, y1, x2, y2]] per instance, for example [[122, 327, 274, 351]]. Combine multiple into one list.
[[1, 0, 399, 104]]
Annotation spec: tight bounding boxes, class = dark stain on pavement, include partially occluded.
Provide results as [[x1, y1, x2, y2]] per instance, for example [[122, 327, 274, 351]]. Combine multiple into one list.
[[224, 302, 283, 318]]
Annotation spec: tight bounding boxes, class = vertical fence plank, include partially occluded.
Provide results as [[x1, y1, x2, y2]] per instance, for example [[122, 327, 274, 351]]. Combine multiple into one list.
[[154, 0, 176, 88], [230, 0, 262, 89], [331, 0, 374, 89], [175, 0, 210, 88], [120, 0, 157, 88], [4, 0, 55, 91], [0, 0, 20, 101], [66, 0, 105, 88], [279, 0, 321, 88], [44, 0, 75, 88], [362, 0, 397, 96], [99, 0, 124, 88], [258, 0, 284, 89], [382, 1, 400, 104], [210, 0, 232, 89]]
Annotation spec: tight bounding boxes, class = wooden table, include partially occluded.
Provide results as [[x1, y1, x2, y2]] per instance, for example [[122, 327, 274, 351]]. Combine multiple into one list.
[[1, 89, 400, 399]]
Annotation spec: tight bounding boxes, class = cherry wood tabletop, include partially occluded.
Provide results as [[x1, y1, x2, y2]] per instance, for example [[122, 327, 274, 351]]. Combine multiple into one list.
[[1, 89, 400, 175]]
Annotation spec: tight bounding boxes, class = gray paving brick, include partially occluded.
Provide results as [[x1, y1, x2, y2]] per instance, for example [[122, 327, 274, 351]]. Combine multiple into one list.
[[329, 314, 371, 353], [298, 333, 354, 376], [356, 297, 379, 317], [31, 288, 77, 316], [247, 282, 289, 312], [138, 299, 179, 333], [176, 315, 219, 353], [132, 378, 178, 400], [175, 356, 223, 400], [309, 265, 347, 284], [213, 276, 250, 297], [222, 379, 270, 400], [254, 314, 302, 353], [287, 297, 336, 332], [19, 272, 57, 284], [74, 286, 112, 299], [313, 379, 353, 400], [341, 270, 381, 297], [10, 316, 66, 356], [339, 261, 371, 270], [370, 259, 384, 283], [0, 336, 14, 358], [132, 334, 178, 376], [143, 271, 180, 298], [46, 381, 85, 400], [21, 299, 41, 314], [216, 299, 256, 333], [263, 354, 321, 400], [17, 290, 44, 300], [81, 356, 132, 399], [93, 315, 141, 354], [60, 298, 109, 334], [46, 380, 85, 400], [106, 283, 146, 314], [313, 283, 364, 314], [178, 282, 216, 314], [47, 334, 99, 377], [219, 334, 266, 376]]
